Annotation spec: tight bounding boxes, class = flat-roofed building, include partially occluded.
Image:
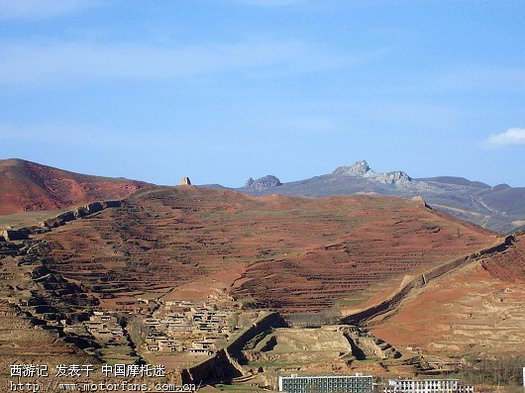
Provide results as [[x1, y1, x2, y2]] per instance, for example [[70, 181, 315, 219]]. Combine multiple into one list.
[[279, 373, 373, 393], [383, 378, 474, 392]]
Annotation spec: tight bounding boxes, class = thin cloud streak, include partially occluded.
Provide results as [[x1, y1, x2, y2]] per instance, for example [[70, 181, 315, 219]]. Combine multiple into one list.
[[0, 0, 98, 20], [0, 39, 384, 85]]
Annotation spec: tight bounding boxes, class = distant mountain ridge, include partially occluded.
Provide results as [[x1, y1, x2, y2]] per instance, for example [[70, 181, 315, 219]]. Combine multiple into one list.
[[333, 160, 413, 186], [0, 158, 150, 216], [2, 158, 523, 233], [227, 160, 524, 233]]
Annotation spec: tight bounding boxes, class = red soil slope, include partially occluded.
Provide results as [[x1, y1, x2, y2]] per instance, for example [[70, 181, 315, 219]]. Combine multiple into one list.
[[481, 233, 525, 282], [0, 158, 149, 215], [39, 186, 498, 314], [370, 234, 525, 355]]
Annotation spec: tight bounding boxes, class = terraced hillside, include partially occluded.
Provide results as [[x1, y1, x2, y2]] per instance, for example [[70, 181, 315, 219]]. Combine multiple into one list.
[[37, 186, 498, 314], [0, 300, 97, 378], [0, 240, 98, 386], [370, 234, 525, 356]]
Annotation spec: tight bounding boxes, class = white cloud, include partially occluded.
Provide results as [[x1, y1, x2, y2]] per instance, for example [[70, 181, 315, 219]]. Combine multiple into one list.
[[484, 128, 525, 149], [0, 0, 96, 20], [0, 38, 380, 85]]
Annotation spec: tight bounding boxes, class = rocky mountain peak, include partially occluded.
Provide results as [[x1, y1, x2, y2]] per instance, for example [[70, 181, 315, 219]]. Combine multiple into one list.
[[333, 160, 371, 176], [244, 175, 282, 190], [377, 170, 412, 185], [333, 160, 413, 186]]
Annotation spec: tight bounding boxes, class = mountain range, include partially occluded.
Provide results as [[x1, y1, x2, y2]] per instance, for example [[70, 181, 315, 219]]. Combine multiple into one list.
[[1, 158, 524, 233], [221, 160, 524, 233]]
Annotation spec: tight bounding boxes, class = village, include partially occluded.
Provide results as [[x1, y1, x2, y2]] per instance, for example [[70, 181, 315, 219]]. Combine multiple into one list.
[[140, 299, 239, 355], [70, 292, 244, 360]]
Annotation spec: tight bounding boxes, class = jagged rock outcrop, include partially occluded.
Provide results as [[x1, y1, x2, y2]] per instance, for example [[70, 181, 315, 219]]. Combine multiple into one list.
[[41, 201, 120, 229], [244, 175, 282, 190], [377, 170, 412, 185], [333, 160, 412, 186], [333, 160, 371, 176]]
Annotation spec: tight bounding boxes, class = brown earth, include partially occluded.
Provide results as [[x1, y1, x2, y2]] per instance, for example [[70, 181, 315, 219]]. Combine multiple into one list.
[[0, 242, 98, 389], [37, 186, 498, 314], [0, 158, 149, 216], [0, 300, 97, 375], [2, 184, 521, 391], [480, 233, 525, 282], [370, 233, 525, 356]]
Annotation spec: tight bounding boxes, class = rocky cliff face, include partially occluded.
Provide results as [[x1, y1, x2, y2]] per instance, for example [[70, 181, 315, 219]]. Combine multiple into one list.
[[333, 160, 371, 176], [333, 160, 413, 186], [243, 175, 282, 190]]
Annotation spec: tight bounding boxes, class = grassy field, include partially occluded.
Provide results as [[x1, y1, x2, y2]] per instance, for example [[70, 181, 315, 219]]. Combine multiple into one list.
[[0, 209, 69, 229]]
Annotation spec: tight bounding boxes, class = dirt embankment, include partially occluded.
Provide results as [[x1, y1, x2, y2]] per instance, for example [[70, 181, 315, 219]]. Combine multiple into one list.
[[39, 200, 122, 229], [181, 312, 285, 384], [341, 235, 515, 325], [480, 233, 525, 282], [370, 234, 525, 355]]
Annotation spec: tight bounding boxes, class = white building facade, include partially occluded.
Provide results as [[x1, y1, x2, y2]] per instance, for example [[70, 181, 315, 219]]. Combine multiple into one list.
[[383, 378, 473, 393]]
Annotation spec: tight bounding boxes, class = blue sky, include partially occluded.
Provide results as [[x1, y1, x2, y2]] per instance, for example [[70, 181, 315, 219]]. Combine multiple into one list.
[[0, 0, 524, 187]]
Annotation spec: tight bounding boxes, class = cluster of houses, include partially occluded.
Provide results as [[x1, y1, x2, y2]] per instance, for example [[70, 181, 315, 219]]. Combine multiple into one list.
[[84, 311, 124, 340], [142, 300, 237, 355]]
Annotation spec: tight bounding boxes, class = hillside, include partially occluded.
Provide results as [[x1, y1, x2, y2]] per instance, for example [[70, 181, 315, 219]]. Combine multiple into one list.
[[0, 158, 149, 216], [1, 184, 519, 390], [36, 186, 498, 314], [370, 234, 525, 356]]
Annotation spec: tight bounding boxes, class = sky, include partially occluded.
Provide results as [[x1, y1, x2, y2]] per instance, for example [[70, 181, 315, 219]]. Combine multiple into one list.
[[0, 0, 524, 187]]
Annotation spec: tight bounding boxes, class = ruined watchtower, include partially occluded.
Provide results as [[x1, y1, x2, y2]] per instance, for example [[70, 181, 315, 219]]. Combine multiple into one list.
[[180, 177, 192, 185]]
